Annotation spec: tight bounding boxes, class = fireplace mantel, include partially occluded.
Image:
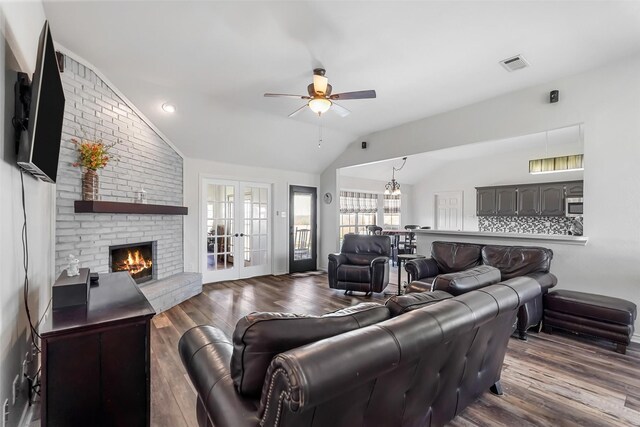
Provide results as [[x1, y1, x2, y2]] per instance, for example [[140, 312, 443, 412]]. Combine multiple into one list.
[[74, 200, 188, 215]]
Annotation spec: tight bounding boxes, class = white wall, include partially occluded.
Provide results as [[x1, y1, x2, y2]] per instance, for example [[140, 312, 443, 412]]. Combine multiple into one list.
[[0, 3, 54, 426], [184, 157, 319, 278], [321, 55, 640, 334], [413, 146, 583, 232]]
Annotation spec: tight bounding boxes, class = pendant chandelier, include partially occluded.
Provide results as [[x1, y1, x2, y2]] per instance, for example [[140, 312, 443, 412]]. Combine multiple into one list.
[[384, 157, 407, 195]]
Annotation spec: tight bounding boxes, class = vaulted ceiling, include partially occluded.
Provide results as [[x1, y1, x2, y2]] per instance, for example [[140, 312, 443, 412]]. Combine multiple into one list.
[[43, 1, 640, 173]]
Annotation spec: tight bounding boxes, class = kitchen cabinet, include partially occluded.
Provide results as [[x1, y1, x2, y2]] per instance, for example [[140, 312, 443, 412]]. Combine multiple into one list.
[[565, 181, 584, 197], [540, 184, 565, 216], [496, 187, 517, 216], [476, 180, 583, 217], [517, 185, 540, 216], [476, 188, 497, 216]]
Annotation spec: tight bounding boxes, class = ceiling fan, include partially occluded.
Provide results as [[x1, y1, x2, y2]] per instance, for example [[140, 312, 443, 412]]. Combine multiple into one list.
[[264, 68, 376, 118]]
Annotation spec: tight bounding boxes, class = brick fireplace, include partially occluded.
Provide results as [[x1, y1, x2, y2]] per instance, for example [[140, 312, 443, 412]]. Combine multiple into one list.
[[54, 55, 184, 279]]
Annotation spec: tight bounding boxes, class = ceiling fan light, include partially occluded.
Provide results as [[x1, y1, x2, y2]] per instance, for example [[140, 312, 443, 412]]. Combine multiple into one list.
[[308, 98, 332, 114]]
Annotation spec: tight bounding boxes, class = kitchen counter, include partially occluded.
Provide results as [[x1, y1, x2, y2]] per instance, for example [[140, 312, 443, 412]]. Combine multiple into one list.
[[414, 229, 588, 246]]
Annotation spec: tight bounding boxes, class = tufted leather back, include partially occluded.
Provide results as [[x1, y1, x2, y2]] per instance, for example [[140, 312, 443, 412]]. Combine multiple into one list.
[[431, 241, 483, 273], [481, 244, 553, 280], [341, 234, 391, 265], [258, 278, 540, 427]]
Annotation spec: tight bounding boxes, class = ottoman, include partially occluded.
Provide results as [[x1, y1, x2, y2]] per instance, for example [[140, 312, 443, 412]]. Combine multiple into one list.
[[543, 290, 637, 354]]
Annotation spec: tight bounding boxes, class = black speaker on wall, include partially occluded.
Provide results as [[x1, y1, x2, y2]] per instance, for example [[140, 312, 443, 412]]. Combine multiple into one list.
[[361, 141, 367, 149], [550, 90, 559, 103]]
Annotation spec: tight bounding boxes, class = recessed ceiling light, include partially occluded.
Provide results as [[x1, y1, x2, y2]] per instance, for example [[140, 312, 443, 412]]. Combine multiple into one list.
[[161, 103, 176, 113]]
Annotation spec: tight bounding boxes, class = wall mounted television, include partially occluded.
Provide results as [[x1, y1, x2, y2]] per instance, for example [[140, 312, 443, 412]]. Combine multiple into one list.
[[15, 20, 65, 183]]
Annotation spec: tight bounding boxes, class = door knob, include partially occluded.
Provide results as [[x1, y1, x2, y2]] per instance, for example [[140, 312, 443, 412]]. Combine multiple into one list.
[[234, 233, 239, 237], [240, 233, 245, 237]]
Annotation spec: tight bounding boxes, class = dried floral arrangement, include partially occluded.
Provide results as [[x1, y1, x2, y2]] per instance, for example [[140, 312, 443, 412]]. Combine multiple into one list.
[[71, 130, 120, 170]]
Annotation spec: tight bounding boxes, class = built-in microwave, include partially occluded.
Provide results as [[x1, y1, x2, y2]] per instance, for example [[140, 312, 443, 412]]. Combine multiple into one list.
[[565, 197, 584, 217]]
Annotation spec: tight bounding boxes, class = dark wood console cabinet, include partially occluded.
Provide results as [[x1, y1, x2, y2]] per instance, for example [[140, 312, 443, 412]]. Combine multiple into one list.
[[40, 272, 155, 427]]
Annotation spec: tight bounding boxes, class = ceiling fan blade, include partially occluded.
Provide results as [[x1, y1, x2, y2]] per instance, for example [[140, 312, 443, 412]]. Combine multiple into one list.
[[331, 102, 351, 117], [264, 93, 310, 99], [288, 104, 308, 118], [330, 90, 377, 100], [313, 75, 329, 95]]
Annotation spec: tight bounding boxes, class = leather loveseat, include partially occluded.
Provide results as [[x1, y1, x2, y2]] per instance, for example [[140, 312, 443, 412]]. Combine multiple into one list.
[[179, 277, 540, 427], [405, 241, 557, 339], [327, 234, 391, 295]]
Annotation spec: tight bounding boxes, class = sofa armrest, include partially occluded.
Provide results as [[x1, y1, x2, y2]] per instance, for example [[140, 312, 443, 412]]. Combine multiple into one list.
[[179, 326, 260, 427], [370, 256, 390, 293], [259, 325, 401, 423], [327, 253, 347, 288], [405, 258, 440, 282], [328, 253, 347, 267], [371, 256, 388, 267], [525, 271, 558, 293]]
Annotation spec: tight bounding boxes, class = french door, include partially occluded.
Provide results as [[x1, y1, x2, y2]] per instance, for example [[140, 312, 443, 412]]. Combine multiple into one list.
[[201, 179, 271, 283]]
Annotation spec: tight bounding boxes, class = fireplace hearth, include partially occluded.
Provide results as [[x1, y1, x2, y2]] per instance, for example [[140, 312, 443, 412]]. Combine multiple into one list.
[[109, 241, 156, 284]]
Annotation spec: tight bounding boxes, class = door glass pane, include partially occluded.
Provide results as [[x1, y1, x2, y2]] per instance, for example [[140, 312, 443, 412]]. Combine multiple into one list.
[[293, 193, 312, 260], [243, 186, 268, 267], [206, 183, 235, 271]]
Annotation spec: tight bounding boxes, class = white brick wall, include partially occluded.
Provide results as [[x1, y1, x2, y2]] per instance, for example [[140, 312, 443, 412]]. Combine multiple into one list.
[[55, 56, 184, 279]]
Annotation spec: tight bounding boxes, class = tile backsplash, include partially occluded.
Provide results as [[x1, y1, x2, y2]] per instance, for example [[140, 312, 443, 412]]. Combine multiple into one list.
[[478, 216, 574, 235]]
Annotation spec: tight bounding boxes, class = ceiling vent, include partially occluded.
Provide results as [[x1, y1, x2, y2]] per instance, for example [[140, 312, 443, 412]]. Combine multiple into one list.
[[500, 55, 529, 72]]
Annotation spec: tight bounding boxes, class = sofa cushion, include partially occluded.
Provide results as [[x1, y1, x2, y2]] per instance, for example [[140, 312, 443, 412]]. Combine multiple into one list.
[[431, 241, 483, 273], [231, 302, 390, 396], [481, 245, 553, 280], [337, 264, 370, 283], [432, 265, 502, 296], [405, 280, 434, 294], [385, 290, 453, 316]]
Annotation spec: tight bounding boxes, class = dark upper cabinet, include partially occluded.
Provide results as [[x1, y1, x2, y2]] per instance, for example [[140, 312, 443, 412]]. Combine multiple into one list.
[[476, 188, 497, 216], [476, 180, 583, 217], [540, 184, 565, 216], [565, 181, 584, 197], [496, 187, 518, 216], [517, 185, 540, 216]]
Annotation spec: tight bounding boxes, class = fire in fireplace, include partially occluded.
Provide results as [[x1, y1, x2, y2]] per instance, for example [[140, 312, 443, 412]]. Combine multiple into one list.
[[109, 241, 156, 283]]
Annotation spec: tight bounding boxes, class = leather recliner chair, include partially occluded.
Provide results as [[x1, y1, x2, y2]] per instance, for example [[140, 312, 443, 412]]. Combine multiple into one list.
[[327, 234, 391, 295]]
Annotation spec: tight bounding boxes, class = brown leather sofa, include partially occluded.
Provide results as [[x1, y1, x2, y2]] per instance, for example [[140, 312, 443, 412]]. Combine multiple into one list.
[[179, 278, 540, 427], [405, 241, 557, 340], [327, 234, 391, 295]]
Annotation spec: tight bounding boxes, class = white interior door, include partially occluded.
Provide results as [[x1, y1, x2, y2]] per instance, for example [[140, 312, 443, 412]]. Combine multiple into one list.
[[435, 191, 463, 231], [201, 179, 271, 283]]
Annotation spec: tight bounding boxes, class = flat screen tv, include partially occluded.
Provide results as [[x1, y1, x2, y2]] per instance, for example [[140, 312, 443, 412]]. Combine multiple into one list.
[[16, 20, 65, 183]]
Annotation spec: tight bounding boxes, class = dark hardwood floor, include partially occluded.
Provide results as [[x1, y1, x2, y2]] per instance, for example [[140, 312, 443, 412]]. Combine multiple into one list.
[[150, 273, 640, 427]]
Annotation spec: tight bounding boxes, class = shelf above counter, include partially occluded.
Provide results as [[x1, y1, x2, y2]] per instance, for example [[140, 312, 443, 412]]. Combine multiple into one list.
[[414, 229, 588, 246], [74, 200, 188, 215]]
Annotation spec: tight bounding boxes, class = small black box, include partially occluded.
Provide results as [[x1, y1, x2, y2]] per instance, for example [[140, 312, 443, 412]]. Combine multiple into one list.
[[53, 268, 90, 310]]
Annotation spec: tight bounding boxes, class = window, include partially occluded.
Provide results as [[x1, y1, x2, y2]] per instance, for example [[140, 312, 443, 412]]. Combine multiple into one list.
[[383, 194, 401, 229], [339, 191, 378, 241]]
